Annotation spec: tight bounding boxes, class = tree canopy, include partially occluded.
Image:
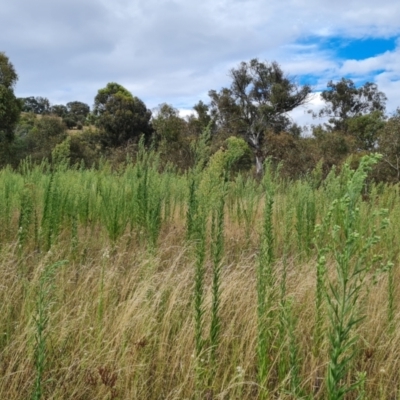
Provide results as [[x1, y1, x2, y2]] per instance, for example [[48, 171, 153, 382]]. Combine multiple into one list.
[[376, 109, 400, 181], [93, 82, 153, 147], [66, 101, 90, 120], [152, 103, 186, 143], [209, 59, 311, 173], [51, 104, 68, 118], [3, 53, 400, 183], [0, 52, 21, 142], [20, 96, 51, 114], [318, 78, 387, 132]]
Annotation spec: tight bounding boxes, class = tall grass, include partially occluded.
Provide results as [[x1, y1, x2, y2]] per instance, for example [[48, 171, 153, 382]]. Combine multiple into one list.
[[322, 155, 390, 399], [256, 160, 276, 398], [1, 153, 400, 398], [32, 260, 66, 400], [209, 184, 226, 384]]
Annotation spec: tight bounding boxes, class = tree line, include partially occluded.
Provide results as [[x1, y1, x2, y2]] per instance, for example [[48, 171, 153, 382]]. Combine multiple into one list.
[[1, 51, 400, 181]]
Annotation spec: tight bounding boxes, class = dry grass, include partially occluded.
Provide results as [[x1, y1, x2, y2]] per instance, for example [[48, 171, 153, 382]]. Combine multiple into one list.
[[1, 155, 400, 398], [0, 217, 399, 399]]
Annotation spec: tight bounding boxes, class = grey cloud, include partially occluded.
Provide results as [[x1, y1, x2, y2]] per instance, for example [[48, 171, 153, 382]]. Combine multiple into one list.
[[1, 0, 400, 113]]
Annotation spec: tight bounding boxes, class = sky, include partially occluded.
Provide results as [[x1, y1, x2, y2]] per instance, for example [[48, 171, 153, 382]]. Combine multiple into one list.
[[1, 0, 400, 129]]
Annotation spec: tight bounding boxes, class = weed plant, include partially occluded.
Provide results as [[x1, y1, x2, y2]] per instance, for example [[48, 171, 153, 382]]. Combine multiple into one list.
[[209, 184, 226, 383], [0, 153, 399, 398], [32, 260, 66, 400], [322, 155, 390, 399], [256, 160, 276, 398]]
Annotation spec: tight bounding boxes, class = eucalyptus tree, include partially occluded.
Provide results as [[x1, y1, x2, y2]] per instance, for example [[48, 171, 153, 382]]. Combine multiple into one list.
[[318, 78, 387, 133], [209, 59, 311, 174]]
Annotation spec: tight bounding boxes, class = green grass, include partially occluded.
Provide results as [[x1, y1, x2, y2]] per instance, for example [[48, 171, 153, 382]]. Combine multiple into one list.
[[0, 153, 399, 398]]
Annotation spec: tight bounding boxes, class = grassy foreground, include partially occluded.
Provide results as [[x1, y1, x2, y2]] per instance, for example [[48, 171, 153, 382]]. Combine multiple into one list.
[[1, 152, 400, 399]]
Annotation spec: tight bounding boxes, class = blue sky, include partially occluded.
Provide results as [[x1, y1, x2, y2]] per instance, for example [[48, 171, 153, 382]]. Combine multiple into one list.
[[1, 0, 400, 127], [286, 34, 400, 126], [334, 37, 397, 60], [293, 36, 396, 87], [297, 36, 397, 61]]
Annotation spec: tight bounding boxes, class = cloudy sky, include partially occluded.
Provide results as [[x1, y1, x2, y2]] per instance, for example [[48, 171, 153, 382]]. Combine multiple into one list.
[[2, 0, 400, 128]]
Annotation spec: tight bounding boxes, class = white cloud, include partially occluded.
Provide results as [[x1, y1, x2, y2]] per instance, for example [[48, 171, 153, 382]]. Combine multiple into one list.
[[340, 48, 400, 77], [375, 73, 400, 114], [287, 92, 328, 132], [178, 109, 196, 119]]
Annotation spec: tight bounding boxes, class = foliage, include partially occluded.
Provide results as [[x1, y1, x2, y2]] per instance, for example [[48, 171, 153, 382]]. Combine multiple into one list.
[[68, 129, 102, 167], [93, 82, 153, 147], [51, 137, 71, 169], [153, 103, 185, 142], [321, 155, 386, 399], [209, 59, 311, 174], [152, 103, 192, 170], [263, 131, 313, 178], [186, 100, 213, 138], [66, 101, 90, 120], [30, 115, 66, 145], [199, 136, 252, 206], [346, 110, 386, 151], [20, 97, 51, 115], [50, 104, 68, 118], [208, 136, 252, 174], [376, 109, 400, 182], [23, 116, 68, 163], [0, 52, 21, 143], [317, 78, 386, 133], [1, 56, 398, 187], [313, 129, 357, 171], [193, 101, 212, 130], [0, 52, 18, 88], [50, 102, 90, 129], [64, 101, 90, 129]]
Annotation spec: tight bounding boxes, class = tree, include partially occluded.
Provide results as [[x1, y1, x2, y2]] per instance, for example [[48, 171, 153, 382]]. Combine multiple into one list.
[[152, 103, 186, 142], [346, 110, 386, 151], [376, 109, 400, 182], [93, 82, 153, 147], [184, 101, 214, 145], [0, 52, 21, 142], [50, 102, 91, 129], [34, 115, 67, 141], [318, 78, 387, 133], [20, 96, 51, 114], [9, 113, 68, 165], [51, 104, 68, 118], [152, 103, 193, 169], [209, 59, 311, 174], [24, 115, 67, 161], [66, 101, 90, 128], [193, 101, 212, 131], [66, 101, 90, 118]]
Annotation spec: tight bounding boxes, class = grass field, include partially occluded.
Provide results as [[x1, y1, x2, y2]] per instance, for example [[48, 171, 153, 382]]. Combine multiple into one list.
[[0, 150, 400, 399]]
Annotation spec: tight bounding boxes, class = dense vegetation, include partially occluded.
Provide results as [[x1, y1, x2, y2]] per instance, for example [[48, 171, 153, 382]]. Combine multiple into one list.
[[2, 52, 400, 399], [0, 142, 399, 398], [1, 52, 400, 183]]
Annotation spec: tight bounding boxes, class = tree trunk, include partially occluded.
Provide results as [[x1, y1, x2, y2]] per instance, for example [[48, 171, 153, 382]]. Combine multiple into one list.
[[256, 151, 264, 176], [248, 131, 264, 176]]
